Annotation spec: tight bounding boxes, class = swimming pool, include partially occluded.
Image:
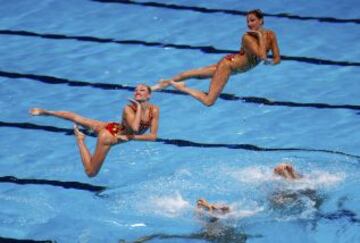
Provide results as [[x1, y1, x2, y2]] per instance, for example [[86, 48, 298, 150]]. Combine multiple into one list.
[[1, 0, 360, 242]]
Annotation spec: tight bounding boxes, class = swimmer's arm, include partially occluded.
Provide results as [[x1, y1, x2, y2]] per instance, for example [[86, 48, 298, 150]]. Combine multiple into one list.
[[127, 106, 159, 141], [242, 32, 267, 61], [269, 31, 281, 65]]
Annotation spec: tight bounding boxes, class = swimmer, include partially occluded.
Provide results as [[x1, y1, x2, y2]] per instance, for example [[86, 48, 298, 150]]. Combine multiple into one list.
[[30, 84, 159, 177], [273, 163, 302, 180], [271, 163, 323, 211], [151, 9, 280, 106]]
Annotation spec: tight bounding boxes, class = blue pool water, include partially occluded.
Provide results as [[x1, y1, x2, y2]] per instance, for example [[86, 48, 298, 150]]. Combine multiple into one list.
[[1, 0, 360, 242]]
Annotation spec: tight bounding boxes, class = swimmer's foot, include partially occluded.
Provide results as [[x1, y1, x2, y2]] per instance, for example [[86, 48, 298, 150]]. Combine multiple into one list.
[[151, 79, 172, 91], [170, 80, 186, 91], [74, 124, 85, 142], [30, 108, 47, 116]]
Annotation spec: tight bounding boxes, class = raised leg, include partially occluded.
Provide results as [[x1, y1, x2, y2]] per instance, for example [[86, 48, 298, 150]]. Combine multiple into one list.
[[171, 60, 232, 106], [74, 125, 116, 177], [30, 108, 106, 133], [172, 64, 217, 82]]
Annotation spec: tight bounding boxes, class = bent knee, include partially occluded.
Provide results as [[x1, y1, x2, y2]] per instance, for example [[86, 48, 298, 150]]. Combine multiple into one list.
[[203, 98, 216, 107], [219, 59, 232, 69], [85, 167, 99, 178]]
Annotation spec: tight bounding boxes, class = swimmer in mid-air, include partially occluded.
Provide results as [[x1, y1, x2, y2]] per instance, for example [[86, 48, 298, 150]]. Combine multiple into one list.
[[30, 84, 159, 177], [273, 163, 302, 180], [151, 9, 280, 106]]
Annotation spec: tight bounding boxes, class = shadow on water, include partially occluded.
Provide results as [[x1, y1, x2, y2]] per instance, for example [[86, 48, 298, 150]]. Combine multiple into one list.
[[90, 0, 360, 24], [269, 188, 325, 217], [1, 30, 360, 67], [1, 70, 360, 111], [126, 230, 251, 243], [1, 121, 360, 160], [125, 219, 260, 243], [268, 186, 360, 229]]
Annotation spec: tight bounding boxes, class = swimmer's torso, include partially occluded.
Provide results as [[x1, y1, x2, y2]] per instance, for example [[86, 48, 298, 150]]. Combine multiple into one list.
[[225, 30, 274, 73], [105, 104, 154, 137]]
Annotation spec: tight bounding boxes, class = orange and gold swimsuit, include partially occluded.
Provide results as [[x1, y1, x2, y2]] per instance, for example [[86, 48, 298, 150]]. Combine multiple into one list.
[[105, 104, 154, 137], [105, 122, 125, 137]]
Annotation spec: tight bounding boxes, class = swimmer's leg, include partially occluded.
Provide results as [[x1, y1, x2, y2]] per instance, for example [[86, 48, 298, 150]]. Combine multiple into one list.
[[151, 64, 216, 91], [172, 64, 217, 82], [74, 125, 115, 177], [30, 108, 106, 133], [171, 60, 232, 106]]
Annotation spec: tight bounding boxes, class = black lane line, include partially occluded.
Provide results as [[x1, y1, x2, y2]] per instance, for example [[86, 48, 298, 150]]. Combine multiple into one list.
[[91, 0, 360, 25], [156, 138, 360, 160], [0, 176, 106, 193], [318, 209, 360, 223], [1, 121, 359, 160], [1, 70, 360, 111], [0, 236, 54, 243], [1, 29, 360, 67]]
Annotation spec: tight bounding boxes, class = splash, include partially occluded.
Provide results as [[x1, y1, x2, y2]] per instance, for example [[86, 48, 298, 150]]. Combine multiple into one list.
[[230, 166, 344, 190], [147, 192, 191, 217], [290, 170, 345, 190], [230, 166, 274, 184]]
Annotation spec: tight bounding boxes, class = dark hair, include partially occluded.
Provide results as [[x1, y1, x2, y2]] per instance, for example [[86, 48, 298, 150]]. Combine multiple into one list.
[[247, 9, 264, 24], [145, 84, 152, 94]]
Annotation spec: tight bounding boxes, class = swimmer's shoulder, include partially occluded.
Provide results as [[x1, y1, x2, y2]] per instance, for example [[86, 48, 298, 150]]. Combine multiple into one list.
[[265, 29, 278, 42], [149, 103, 160, 114]]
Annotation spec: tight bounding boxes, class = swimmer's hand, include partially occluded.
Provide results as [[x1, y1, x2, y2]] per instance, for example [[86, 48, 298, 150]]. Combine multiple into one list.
[[247, 30, 262, 38], [128, 98, 141, 108], [263, 59, 274, 65]]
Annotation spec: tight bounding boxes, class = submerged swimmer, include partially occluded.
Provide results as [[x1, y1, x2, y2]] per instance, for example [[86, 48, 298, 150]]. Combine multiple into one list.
[[151, 9, 280, 106], [196, 198, 231, 216], [196, 198, 231, 225], [30, 84, 159, 177], [271, 163, 323, 211]]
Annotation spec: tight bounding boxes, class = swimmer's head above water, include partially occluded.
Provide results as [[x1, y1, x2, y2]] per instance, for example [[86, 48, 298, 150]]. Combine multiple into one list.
[[273, 163, 302, 180], [133, 84, 152, 102], [247, 9, 264, 30]]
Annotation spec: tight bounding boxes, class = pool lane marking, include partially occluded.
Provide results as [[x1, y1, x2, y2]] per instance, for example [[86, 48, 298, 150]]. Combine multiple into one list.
[[91, 0, 360, 25], [0, 29, 359, 67], [1, 121, 359, 161], [0, 176, 106, 193]]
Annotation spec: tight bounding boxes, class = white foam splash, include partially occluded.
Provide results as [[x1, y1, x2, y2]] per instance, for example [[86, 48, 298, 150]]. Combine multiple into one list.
[[147, 192, 191, 217], [291, 170, 345, 190], [130, 223, 146, 227], [230, 166, 344, 190], [230, 166, 274, 184]]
